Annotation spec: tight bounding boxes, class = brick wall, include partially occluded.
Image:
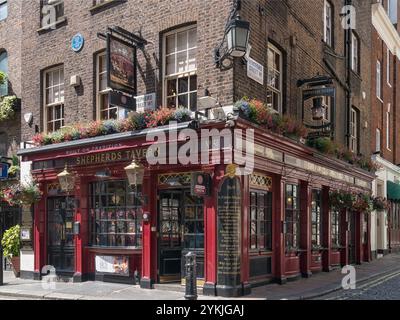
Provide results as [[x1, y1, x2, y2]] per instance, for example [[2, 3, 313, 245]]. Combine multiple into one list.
[[235, 0, 372, 156], [20, 0, 234, 141], [0, 0, 22, 157]]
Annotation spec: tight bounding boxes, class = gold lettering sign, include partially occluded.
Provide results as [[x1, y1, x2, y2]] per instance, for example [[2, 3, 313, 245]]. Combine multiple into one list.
[[75, 149, 148, 166]]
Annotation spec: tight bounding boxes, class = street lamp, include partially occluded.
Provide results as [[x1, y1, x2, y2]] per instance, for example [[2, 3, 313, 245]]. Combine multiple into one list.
[[124, 160, 145, 188], [57, 165, 76, 193], [214, 0, 250, 70]]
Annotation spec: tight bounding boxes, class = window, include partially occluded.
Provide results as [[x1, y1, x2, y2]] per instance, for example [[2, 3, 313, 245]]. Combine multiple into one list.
[[324, 0, 333, 47], [96, 52, 123, 120], [43, 66, 65, 133], [377, 60, 382, 100], [351, 32, 359, 73], [376, 128, 381, 153], [388, 0, 398, 24], [93, 0, 113, 5], [331, 210, 341, 248], [182, 191, 204, 250], [387, 107, 391, 150], [40, 0, 64, 28], [311, 190, 322, 249], [89, 180, 143, 248], [267, 44, 283, 113], [0, 0, 7, 21], [250, 191, 272, 251], [350, 107, 358, 153], [164, 26, 197, 110], [0, 50, 7, 96], [387, 49, 392, 86], [285, 184, 300, 251]]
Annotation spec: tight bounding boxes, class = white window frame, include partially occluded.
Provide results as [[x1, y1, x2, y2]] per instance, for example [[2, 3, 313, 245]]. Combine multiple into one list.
[[96, 51, 122, 121], [267, 43, 283, 114], [350, 108, 358, 154], [0, 0, 7, 21], [387, 49, 392, 87], [387, 105, 391, 151], [162, 25, 197, 110], [376, 128, 381, 153], [43, 65, 65, 133], [377, 60, 382, 100], [324, 0, 333, 47], [351, 32, 359, 73]]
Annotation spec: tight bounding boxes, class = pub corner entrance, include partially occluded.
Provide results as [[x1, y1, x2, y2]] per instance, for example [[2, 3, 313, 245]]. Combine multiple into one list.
[[157, 189, 204, 285]]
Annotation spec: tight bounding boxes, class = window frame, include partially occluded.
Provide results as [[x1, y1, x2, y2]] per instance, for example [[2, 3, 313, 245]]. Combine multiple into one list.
[[249, 190, 273, 252], [331, 210, 341, 248], [350, 107, 358, 154], [162, 25, 198, 111], [387, 107, 391, 151], [40, 0, 65, 29], [285, 184, 300, 252], [266, 43, 283, 114], [0, 50, 8, 97], [376, 128, 381, 153], [43, 65, 65, 133], [0, 0, 7, 22], [387, 49, 392, 87], [351, 32, 359, 74], [377, 60, 382, 100], [324, 0, 333, 47], [311, 189, 323, 250]]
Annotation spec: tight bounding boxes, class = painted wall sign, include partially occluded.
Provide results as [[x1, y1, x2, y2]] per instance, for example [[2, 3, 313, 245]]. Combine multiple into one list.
[[71, 33, 84, 52], [95, 255, 129, 276], [191, 172, 212, 197], [107, 34, 137, 94], [135, 93, 156, 112], [247, 57, 264, 85], [217, 176, 242, 291]]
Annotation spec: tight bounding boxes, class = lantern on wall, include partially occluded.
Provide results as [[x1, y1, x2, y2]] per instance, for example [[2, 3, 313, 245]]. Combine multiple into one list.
[[57, 165, 76, 193], [124, 160, 145, 187], [311, 96, 325, 121]]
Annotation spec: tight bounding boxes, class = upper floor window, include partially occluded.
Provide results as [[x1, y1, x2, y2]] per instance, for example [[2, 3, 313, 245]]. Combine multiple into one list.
[[40, 0, 64, 28], [387, 49, 392, 86], [351, 32, 359, 73], [387, 106, 391, 150], [377, 60, 382, 100], [267, 43, 283, 113], [0, 50, 8, 96], [43, 66, 64, 133], [324, 0, 333, 47], [388, 0, 398, 24], [93, 0, 113, 5], [376, 128, 381, 153], [164, 25, 197, 110], [350, 107, 359, 154], [96, 52, 124, 120], [0, 0, 7, 21]]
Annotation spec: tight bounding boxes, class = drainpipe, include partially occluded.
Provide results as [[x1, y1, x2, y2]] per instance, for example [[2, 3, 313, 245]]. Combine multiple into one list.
[[345, 0, 352, 151]]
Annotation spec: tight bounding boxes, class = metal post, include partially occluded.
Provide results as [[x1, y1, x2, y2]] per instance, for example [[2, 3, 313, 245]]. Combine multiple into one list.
[[184, 252, 197, 300]]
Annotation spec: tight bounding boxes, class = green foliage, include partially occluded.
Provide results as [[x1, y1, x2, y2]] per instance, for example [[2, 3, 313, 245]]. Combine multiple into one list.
[[0, 95, 17, 122], [306, 137, 336, 155], [0, 71, 6, 86], [1, 225, 22, 259]]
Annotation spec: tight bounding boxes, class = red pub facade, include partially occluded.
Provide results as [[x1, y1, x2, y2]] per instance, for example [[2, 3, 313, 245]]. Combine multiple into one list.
[[19, 117, 374, 297]]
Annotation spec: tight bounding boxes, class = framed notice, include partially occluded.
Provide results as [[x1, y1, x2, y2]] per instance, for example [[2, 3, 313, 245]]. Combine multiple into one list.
[[95, 255, 130, 276], [107, 34, 137, 94]]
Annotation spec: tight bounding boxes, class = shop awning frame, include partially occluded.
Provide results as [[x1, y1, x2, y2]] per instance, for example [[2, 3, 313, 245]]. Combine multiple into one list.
[[387, 180, 400, 201]]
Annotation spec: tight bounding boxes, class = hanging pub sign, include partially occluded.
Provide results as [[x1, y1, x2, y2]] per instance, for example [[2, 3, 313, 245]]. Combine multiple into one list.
[[191, 172, 212, 197], [107, 33, 137, 95]]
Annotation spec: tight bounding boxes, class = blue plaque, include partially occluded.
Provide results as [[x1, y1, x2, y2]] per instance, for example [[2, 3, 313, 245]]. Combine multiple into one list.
[[71, 33, 84, 52]]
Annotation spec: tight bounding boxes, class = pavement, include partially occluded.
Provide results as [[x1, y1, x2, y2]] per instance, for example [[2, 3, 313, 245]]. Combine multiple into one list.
[[0, 254, 399, 300]]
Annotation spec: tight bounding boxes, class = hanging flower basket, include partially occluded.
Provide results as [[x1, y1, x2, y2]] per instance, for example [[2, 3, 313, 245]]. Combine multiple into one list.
[[372, 197, 390, 211], [329, 190, 354, 211], [1, 182, 42, 206], [353, 193, 373, 213]]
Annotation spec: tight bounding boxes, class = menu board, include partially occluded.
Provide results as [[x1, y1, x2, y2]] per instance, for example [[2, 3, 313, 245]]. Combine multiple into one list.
[[95, 255, 129, 276], [217, 177, 242, 287]]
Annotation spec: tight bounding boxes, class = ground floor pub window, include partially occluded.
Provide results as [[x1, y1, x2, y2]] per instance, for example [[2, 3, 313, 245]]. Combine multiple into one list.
[[250, 191, 272, 251], [331, 210, 341, 248], [285, 184, 300, 252], [311, 190, 322, 249], [89, 180, 143, 248]]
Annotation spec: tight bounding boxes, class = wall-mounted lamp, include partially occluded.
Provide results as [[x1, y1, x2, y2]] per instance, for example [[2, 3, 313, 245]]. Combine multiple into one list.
[[57, 165, 76, 193], [124, 160, 145, 188], [214, 0, 250, 71], [24, 113, 33, 126]]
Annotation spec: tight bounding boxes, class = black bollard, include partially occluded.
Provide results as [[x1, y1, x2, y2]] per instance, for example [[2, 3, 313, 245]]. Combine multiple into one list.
[[184, 252, 197, 300]]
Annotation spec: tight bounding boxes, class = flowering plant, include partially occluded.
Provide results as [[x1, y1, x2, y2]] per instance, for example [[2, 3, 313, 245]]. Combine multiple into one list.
[[329, 190, 354, 211], [1, 182, 42, 206], [353, 193, 373, 213], [146, 107, 175, 128], [372, 197, 390, 211]]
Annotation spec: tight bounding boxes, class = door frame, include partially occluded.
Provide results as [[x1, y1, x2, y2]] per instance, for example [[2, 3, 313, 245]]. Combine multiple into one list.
[[46, 196, 76, 276]]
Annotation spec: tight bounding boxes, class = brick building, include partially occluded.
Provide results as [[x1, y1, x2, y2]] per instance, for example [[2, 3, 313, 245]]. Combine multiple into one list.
[[16, 0, 376, 297], [0, 1, 22, 234], [370, 0, 400, 258]]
